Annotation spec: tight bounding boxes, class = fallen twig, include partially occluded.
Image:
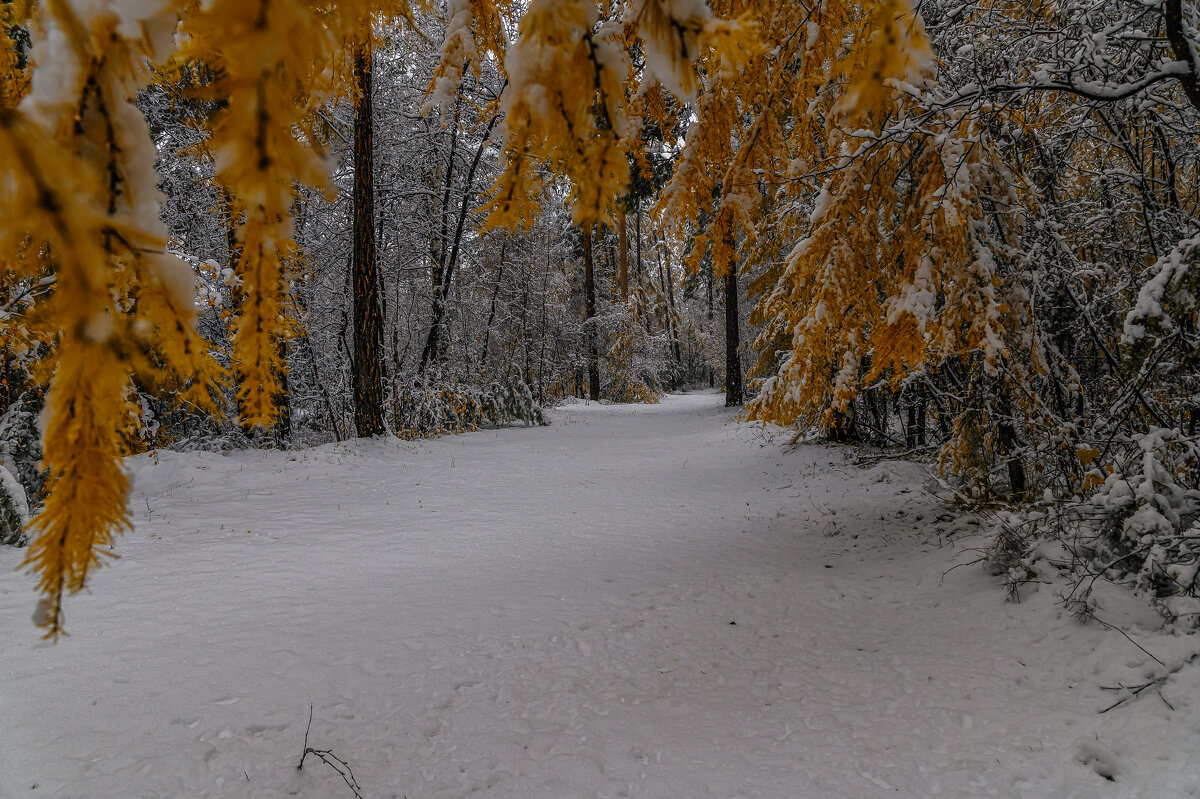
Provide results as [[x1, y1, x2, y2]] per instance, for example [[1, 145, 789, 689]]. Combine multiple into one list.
[[297, 704, 366, 799], [1099, 651, 1200, 714]]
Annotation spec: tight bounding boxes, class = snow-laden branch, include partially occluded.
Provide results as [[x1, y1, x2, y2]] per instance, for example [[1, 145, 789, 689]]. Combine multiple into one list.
[[934, 61, 1191, 109]]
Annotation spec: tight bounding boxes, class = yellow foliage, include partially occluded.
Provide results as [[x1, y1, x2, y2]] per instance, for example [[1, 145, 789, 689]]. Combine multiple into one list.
[[0, 3, 30, 109], [23, 341, 134, 634], [646, 0, 1020, 450], [3, 0, 943, 636], [426, 0, 515, 116], [605, 311, 661, 404], [177, 0, 424, 426], [2, 0, 219, 635], [6, 0, 443, 635], [833, 0, 931, 124], [481, 0, 631, 229], [483, 0, 756, 231]]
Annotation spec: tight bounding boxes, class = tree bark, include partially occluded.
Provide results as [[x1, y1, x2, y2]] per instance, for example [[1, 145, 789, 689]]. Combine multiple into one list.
[[419, 102, 460, 372], [582, 226, 601, 401], [917, 395, 927, 446], [419, 106, 501, 376], [999, 420, 1027, 499], [273, 338, 291, 445], [1165, 0, 1200, 113], [706, 255, 715, 321], [656, 232, 682, 380], [352, 44, 385, 437], [479, 241, 508, 367], [723, 256, 743, 407], [634, 201, 642, 286], [538, 233, 551, 403], [618, 210, 629, 302]]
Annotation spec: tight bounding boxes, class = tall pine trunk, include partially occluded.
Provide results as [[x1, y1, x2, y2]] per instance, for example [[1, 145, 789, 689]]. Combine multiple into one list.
[[479, 242, 508, 367], [419, 108, 501, 376], [273, 338, 291, 444], [655, 231, 682, 381], [419, 102, 460, 374], [706, 253, 715, 387], [352, 44, 385, 437], [582, 226, 601, 401], [634, 201, 642, 285], [618, 210, 629, 302], [723, 257, 743, 407]]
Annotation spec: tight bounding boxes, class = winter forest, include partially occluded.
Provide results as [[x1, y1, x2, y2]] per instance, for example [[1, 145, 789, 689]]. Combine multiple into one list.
[[2, 0, 1200, 796]]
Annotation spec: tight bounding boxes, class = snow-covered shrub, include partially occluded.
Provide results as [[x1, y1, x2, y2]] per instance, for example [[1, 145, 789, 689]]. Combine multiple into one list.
[[996, 429, 1200, 625], [0, 463, 30, 547], [394, 376, 483, 439], [675, 305, 722, 388], [602, 307, 663, 404], [476, 380, 546, 428], [1084, 430, 1200, 618], [0, 391, 46, 521], [394, 375, 546, 440]]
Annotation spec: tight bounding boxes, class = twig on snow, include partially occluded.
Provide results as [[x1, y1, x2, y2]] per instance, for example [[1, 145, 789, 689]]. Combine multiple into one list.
[[1089, 614, 1166, 667], [1099, 651, 1200, 714], [297, 704, 366, 799]]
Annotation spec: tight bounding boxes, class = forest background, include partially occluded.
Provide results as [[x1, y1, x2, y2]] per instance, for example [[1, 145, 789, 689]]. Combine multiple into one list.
[[2, 0, 1200, 635]]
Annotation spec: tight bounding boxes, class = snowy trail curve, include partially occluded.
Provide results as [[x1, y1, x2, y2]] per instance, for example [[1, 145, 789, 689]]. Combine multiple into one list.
[[1, 391, 1196, 798]]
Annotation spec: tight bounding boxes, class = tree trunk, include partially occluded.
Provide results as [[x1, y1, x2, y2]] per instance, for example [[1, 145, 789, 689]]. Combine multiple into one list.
[[273, 338, 291, 445], [618, 210, 629, 302], [419, 103, 460, 372], [352, 44, 385, 437], [582, 226, 601, 401], [538, 232, 552, 404], [479, 243, 507, 367], [604, 228, 616, 289], [830, 405, 856, 443], [706, 254, 715, 321], [634, 201, 643, 286], [705, 250, 716, 388], [419, 106, 501, 376], [723, 262, 743, 406], [999, 420, 1027, 499], [1165, 0, 1200, 113], [655, 232, 682, 382]]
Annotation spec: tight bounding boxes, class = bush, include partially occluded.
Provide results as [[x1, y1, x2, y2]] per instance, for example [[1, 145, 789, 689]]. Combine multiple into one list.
[[0, 463, 29, 547], [601, 308, 663, 404], [992, 428, 1200, 626], [394, 375, 546, 440], [0, 390, 45, 545]]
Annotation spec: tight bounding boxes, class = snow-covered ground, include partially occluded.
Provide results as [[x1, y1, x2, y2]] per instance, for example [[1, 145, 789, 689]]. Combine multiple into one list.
[[1, 391, 1196, 798]]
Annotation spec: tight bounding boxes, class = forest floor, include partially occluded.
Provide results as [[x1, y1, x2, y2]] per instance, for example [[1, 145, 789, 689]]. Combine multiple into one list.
[[1, 390, 1197, 798]]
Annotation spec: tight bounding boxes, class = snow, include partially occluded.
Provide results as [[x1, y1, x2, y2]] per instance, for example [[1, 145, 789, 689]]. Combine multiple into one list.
[[1123, 235, 1200, 342], [0, 463, 29, 523], [423, 0, 478, 119], [1, 391, 1198, 798], [635, 0, 713, 101]]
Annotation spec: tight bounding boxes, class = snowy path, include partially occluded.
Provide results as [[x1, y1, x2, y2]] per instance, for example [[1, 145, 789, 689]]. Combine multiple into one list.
[[1, 391, 1196, 798]]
